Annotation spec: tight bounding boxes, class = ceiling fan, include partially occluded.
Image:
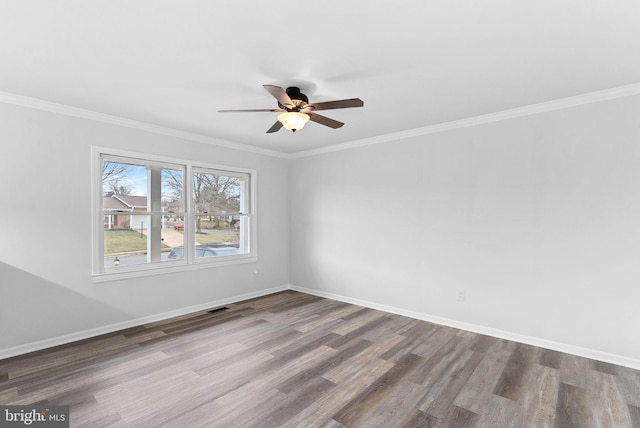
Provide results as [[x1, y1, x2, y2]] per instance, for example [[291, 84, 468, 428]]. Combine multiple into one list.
[[219, 85, 364, 133]]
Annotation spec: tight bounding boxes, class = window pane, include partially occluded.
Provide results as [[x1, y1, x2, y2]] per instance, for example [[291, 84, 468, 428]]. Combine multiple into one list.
[[193, 171, 244, 214], [102, 160, 184, 211], [103, 214, 185, 268], [162, 168, 184, 212], [102, 161, 148, 198], [103, 226, 148, 268], [162, 223, 185, 261], [194, 215, 248, 258]]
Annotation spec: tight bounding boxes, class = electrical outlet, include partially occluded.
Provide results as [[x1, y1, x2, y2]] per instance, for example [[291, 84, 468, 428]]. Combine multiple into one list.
[[456, 289, 466, 302]]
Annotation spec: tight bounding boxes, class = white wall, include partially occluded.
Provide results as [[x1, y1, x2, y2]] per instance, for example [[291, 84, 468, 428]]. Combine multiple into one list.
[[0, 102, 289, 352], [290, 94, 640, 363]]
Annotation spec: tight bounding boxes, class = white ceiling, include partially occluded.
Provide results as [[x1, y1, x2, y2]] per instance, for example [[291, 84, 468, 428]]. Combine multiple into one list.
[[2, 1, 640, 154]]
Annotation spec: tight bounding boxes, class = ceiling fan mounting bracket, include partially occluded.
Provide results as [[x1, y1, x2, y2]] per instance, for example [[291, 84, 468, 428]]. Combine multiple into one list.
[[278, 87, 309, 111]]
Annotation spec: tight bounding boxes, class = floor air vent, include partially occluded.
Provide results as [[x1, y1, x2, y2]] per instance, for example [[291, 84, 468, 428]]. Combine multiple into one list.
[[208, 307, 229, 314]]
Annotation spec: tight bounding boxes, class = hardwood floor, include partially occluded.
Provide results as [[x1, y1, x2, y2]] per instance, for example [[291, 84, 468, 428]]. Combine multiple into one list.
[[1, 290, 639, 427]]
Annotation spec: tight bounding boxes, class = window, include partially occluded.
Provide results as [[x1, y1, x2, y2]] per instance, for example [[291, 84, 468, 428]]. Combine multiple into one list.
[[92, 147, 256, 279]]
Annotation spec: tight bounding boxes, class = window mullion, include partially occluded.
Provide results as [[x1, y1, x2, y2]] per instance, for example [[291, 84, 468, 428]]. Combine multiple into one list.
[[185, 164, 194, 263], [148, 166, 163, 263]]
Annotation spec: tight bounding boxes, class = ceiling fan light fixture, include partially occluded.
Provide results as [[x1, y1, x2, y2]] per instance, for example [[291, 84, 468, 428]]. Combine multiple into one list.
[[220, 85, 363, 133], [277, 112, 310, 132]]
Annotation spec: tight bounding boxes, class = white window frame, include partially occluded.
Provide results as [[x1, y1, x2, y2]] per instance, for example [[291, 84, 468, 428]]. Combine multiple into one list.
[[91, 146, 257, 282]]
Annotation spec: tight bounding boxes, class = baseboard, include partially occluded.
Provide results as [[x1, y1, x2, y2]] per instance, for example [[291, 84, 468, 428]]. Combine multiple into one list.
[[0, 284, 289, 360], [5, 283, 639, 371], [290, 285, 640, 371]]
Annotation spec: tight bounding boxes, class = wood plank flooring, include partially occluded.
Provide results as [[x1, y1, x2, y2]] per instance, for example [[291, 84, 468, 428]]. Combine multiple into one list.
[[1, 290, 639, 427]]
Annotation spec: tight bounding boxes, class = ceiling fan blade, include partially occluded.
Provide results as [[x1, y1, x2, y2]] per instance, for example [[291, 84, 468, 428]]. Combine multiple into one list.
[[304, 98, 364, 111], [309, 113, 344, 129], [218, 108, 284, 113], [263, 85, 295, 108], [266, 121, 283, 133]]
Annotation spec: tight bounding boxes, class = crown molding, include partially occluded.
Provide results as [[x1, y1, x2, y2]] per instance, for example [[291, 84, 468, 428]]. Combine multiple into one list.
[[0, 91, 289, 159], [2, 82, 640, 161], [288, 82, 640, 159]]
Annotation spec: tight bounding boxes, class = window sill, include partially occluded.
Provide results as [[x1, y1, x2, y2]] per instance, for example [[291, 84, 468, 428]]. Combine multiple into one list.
[[92, 255, 257, 283]]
